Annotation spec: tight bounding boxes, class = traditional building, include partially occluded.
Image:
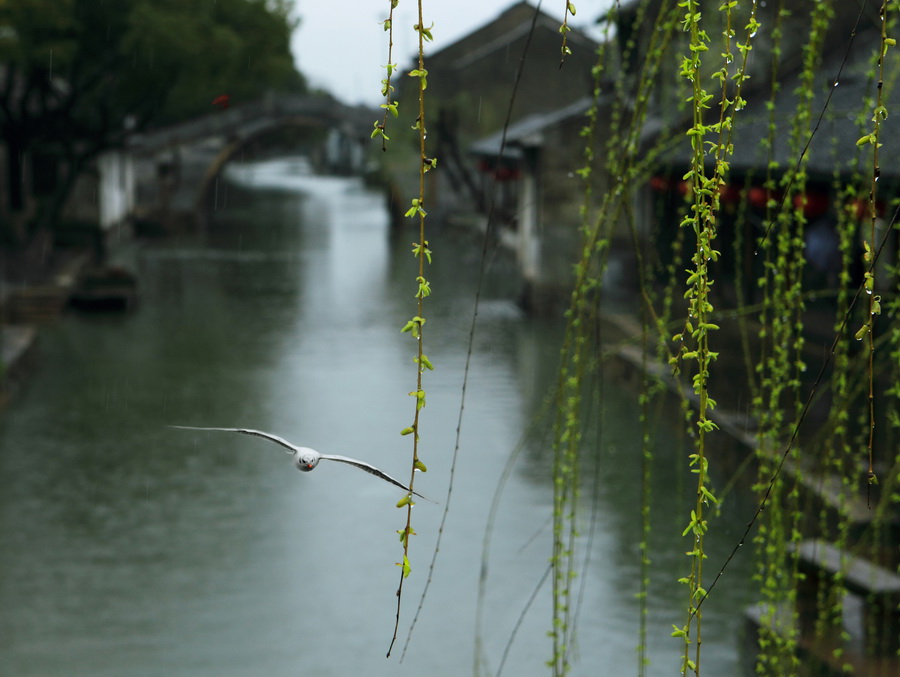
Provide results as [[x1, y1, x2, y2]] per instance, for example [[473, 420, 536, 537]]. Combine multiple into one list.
[[470, 97, 607, 311], [391, 2, 601, 311], [393, 3, 596, 204]]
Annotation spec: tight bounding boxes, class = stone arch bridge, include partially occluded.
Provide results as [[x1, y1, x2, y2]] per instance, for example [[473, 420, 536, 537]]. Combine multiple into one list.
[[128, 94, 375, 230]]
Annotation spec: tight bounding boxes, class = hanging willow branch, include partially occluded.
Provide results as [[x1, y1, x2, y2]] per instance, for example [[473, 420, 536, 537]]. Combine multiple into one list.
[[669, 2, 759, 674], [859, 0, 894, 503], [558, 1, 577, 67], [373, 0, 400, 150], [386, 0, 434, 659]]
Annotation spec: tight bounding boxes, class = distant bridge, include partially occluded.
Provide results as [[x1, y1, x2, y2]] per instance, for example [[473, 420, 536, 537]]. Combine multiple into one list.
[[127, 93, 376, 230]]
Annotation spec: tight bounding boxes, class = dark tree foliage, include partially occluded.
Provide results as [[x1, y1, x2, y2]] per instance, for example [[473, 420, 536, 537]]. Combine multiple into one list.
[[0, 0, 304, 242]]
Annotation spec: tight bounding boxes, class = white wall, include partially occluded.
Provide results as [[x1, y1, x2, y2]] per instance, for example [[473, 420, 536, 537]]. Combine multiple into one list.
[[97, 151, 135, 230]]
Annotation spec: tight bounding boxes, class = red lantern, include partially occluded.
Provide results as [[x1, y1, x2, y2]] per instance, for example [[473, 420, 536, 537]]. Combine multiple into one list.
[[719, 183, 741, 204], [748, 186, 770, 209], [793, 191, 828, 218]]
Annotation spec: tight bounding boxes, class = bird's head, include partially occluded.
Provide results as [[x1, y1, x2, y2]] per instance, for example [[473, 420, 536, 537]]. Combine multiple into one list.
[[295, 449, 319, 472]]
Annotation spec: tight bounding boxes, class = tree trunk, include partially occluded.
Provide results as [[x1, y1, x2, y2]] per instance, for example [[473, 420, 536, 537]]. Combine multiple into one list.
[[3, 132, 28, 244], [6, 134, 24, 211], [17, 151, 88, 278]]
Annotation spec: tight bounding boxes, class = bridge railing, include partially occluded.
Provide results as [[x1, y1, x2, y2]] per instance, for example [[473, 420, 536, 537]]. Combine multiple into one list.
[[129, 94, 375, 153]]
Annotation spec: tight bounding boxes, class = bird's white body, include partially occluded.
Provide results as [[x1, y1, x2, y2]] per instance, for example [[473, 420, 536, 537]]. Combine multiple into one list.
[[170, 426, 428, 500], [292, 447, 320, 472]]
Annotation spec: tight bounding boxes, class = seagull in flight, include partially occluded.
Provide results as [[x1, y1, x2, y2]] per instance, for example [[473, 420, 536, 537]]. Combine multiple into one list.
[[170, 426, 428, 500]]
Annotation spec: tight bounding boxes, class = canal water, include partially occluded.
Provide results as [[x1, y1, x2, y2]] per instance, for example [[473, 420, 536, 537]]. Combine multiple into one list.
[[0, 159, 757, 676]]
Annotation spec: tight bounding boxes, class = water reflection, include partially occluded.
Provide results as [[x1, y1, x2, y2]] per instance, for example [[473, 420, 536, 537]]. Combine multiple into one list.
[[0, 160, 755, 676]]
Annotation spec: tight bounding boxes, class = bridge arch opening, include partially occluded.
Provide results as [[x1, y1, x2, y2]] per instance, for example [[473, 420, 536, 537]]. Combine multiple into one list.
[[195, 115, 367, 217]]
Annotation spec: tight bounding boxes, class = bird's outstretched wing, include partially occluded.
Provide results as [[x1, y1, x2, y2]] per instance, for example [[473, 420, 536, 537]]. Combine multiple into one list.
[[169, 426, 299, 455], [321, 454, 431, 501]]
